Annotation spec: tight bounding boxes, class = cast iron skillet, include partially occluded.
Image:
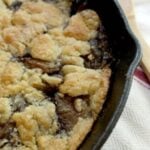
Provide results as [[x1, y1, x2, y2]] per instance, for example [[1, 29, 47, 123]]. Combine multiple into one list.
[[76, 0, 141, 149]]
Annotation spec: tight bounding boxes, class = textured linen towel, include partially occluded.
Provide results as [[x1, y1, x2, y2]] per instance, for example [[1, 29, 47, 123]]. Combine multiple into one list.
[[102, 0, 150, 149]]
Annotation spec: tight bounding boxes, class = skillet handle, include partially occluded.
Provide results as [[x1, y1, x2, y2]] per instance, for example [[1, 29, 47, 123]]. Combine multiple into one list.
[[119, 0, 150, 81]]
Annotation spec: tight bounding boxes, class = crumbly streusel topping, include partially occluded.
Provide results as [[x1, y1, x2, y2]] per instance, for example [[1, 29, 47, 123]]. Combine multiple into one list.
[[0, 0, 111, 149]]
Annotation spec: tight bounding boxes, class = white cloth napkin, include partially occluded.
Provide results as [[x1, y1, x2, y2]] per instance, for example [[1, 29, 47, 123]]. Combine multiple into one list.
[[102, 0, 150, 149], [102, 78, 150, 150]]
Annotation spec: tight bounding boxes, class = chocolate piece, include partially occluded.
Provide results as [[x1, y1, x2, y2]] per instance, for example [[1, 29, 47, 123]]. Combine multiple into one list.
[[55, 94, 91, 131], [84, 26, 112, 69], [12, 98, 29, 112], [55, 94, 79, 131], [0, 122, 20, 147], [21, 57, 62, 74], [9, 1, 22, 11], [43, 0, 55, 3]]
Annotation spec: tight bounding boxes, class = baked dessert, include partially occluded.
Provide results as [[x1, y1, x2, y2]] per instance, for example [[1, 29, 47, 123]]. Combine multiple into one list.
[[0, 0, 112, 149]]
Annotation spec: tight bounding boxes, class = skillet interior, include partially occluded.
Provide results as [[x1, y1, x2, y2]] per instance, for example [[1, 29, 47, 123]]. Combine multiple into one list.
[[78, 0, 141, 149]]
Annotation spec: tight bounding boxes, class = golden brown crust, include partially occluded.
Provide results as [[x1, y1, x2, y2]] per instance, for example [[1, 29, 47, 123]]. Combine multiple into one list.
[[68, 118, 94, 150], [21, 1, 65, 28], [64, 10, 100, 41], [90, 68, 111, 118], [0, 98, 11, 124], [30, 34, 61, 61], [0, 9, 12, 30], [37, 136, 68, 150], [59, 69, 102, 97], [12, 103, 58, 149], [0, 1, 111, 149]]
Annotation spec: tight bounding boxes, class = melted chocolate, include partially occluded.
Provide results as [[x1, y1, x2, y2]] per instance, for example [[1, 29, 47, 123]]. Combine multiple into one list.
[[9, 1, 22, 11], [84, 26, 112, 69], [55, 94, 91, 132], [0, 122, 20, 148], [20, 56, 62, 74]]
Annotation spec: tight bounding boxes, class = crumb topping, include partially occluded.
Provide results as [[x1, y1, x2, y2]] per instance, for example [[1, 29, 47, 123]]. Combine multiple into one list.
[[0, 0, 112, 149]]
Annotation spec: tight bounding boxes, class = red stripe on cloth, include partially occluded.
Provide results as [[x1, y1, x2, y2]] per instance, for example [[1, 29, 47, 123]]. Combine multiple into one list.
[[134, 68, 150, 87], [134, 76, 150, 89]]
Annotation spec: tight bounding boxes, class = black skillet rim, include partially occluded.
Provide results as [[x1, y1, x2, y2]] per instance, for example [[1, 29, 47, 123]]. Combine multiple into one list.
[[92, 0, 142, 149]]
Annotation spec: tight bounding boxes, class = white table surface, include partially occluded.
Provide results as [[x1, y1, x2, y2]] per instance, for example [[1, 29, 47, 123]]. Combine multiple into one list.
[[102, 0, 150, 149]]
